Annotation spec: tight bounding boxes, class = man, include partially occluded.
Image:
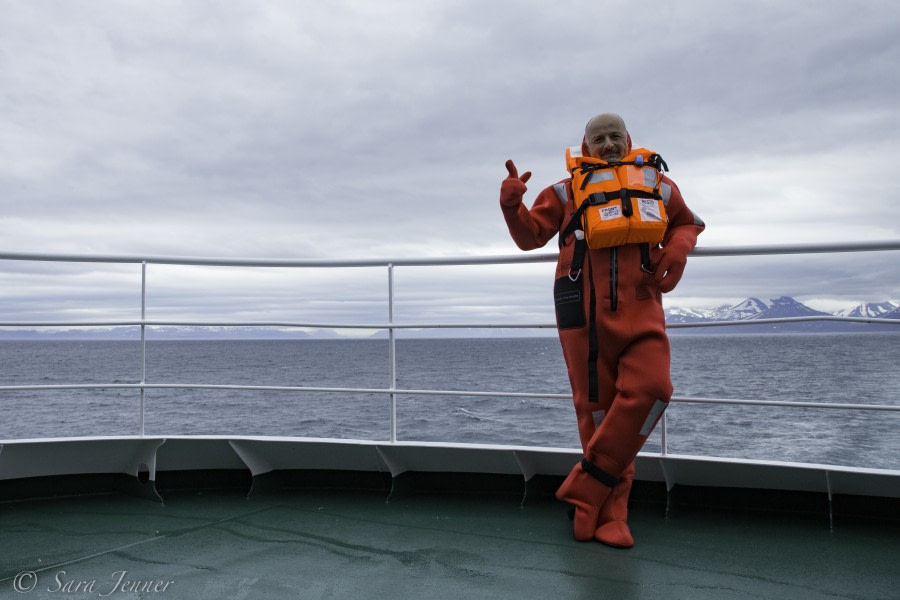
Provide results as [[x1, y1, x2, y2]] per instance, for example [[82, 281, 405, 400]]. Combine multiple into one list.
[[500, 113, 704, 547]]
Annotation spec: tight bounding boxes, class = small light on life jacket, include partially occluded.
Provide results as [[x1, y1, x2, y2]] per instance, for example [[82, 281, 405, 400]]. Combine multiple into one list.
[[575, 230, 585, 240], [635, 155, 644, 166]]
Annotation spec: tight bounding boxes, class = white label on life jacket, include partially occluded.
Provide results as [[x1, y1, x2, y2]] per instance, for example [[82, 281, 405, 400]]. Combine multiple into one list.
[[638, 198, 662, 222], [600, 205, 623, 220]]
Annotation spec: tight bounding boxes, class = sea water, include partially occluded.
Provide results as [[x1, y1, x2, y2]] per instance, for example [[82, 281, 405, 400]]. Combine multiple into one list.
[[0, 333, 897, 470]]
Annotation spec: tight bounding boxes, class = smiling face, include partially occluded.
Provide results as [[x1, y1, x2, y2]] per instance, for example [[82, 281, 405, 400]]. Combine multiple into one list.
[[584, 113, 629, 162]]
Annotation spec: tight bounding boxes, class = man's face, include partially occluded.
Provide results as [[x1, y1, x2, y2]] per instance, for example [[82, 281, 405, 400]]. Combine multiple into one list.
[[585, 115, 628, 162]]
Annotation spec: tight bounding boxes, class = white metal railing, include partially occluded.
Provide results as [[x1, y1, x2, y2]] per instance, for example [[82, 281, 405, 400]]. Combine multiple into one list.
[[0, 242, 898, 449]]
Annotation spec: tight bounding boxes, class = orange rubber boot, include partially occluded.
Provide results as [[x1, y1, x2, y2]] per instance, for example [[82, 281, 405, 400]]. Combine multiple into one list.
[[594, 461, 635, 548], [555, 459, 614, 541]]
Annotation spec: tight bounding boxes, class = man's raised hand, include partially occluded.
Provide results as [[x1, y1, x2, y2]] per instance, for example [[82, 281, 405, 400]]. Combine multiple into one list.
[[500, 159, 532, 206]]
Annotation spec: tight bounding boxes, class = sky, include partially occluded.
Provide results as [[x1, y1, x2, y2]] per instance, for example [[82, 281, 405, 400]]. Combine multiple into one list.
[[1, 0, 899, 331]]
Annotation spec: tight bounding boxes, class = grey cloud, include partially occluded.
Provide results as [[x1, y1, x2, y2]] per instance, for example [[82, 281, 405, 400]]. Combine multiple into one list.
[[1, 0, 898, 322]]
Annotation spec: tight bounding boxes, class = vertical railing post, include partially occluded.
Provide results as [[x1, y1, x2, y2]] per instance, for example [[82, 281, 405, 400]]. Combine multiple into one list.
[[388, 264, 397, 443], [140, 261, 147, 437], [660, 412, 668, 455]]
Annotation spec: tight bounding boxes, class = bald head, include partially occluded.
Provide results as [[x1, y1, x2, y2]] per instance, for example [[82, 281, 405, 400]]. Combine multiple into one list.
[[585, 113, 629, 162]]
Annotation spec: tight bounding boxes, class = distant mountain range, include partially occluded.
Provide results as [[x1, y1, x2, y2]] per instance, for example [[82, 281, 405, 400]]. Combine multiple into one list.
[[0, 298, 897, 339], [664, 297, 900, 334]]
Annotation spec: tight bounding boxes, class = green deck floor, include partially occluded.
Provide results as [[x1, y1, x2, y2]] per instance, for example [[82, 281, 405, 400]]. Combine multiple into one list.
[[1, 489, 897, 599]]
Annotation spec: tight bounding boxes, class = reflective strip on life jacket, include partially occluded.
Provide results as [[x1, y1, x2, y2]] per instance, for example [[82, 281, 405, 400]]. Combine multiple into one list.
[[553, 183, 569, 205], [566, 147, 669, 250], [567, 146, 583, 162], [659, 182, 672, 206], [587, 170, 615, 184]]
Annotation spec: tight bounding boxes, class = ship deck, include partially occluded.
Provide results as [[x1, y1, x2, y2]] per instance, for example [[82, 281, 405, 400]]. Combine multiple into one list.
[[2, 483, 897, 600]]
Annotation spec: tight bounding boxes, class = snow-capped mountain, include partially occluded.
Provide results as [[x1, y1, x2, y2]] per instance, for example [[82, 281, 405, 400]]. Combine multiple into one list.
[[662, 306, 710, 324], [665, 296, 826, 323], [709, 297, 772, 321], [880, 305, 900, 320], [664, 297, 899, 333], [836, 301, 899, 318], [751, 296, 831, 319], [666, 297, 890, 323]]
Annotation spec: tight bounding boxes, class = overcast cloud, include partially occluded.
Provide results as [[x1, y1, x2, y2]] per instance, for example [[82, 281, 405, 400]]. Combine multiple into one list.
[[1, 0, 898, 328]]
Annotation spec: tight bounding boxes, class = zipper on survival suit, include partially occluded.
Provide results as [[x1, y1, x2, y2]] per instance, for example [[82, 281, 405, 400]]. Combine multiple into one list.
[[608, 244, 653, 313], [587, 252, 599, 403], [610, 247, 618, 312]]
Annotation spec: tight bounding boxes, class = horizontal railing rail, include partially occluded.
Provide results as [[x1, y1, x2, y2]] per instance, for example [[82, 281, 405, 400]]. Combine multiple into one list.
[[1, 241, 898, 451], [1, 240, 900, 267], [0, 383, 897, 413], [1, 315, 898, 329]]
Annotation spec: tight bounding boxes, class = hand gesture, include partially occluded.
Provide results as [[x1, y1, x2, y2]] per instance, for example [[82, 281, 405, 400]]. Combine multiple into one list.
[[651, 238, 692, 293], [500, 159, 532, 207]]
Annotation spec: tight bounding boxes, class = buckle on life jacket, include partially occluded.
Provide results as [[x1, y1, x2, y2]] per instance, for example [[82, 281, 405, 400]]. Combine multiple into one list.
[[620, 188, 633, 218], [586, 192, 609, 206]]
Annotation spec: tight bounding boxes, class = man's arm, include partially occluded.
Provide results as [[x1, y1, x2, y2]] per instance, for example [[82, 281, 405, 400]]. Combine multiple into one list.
[[652, 177, 705, 293], [500, 160, 565, 250]]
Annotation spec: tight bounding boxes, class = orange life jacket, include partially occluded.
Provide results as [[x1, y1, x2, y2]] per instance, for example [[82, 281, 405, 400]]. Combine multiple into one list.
[[565, 147, 669, 249]]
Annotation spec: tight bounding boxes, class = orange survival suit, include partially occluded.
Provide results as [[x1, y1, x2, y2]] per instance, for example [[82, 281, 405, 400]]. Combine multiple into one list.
[[500, 139, 704, 546]]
